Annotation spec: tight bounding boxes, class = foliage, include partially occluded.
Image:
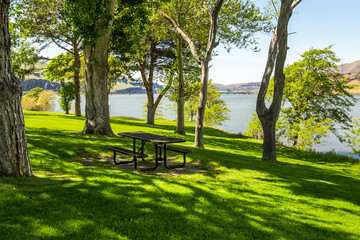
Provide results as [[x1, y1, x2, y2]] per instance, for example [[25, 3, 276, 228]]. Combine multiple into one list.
[[63, 0, 114, 45], [45, 53, 75, 84], [22, 89, 57, 111], [58, 83, 76, 114], [264, 47, 356, 149], [110, 0, 151, 59], [344, 117, 360, 156], [108, 55, 128, 93], [9, 2, 40, 79], [1, 111, 359, 239], [25, 87, 43, 100], [279, 116, 332, 151], [185, 82, 230, 126], [244, 114, 263, 139], [36, 90, 57, 111]]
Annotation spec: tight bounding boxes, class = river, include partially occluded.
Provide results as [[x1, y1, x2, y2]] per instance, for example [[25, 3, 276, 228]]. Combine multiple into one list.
[[54, 94, 360, 156]]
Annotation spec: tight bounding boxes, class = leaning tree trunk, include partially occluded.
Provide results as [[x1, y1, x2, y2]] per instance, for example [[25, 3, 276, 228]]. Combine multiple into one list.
[[73, 42, 81, 117], [194, 62, 209, 148], [175, 36, 186, 135], [256, 0, 301, 162], [0, 0, 32, 177], [83, 0, 115, 136]]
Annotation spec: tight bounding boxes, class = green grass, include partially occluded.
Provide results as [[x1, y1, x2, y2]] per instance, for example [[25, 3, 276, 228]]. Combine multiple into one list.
[[1, 111, 360, 239]]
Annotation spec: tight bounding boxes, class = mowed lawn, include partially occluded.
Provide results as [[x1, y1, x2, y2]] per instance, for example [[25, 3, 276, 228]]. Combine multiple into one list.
[[1, 111, 360, 239]]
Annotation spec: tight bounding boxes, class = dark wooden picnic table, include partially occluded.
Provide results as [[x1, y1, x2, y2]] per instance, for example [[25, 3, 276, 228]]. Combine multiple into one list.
[[118, 131, 187, 170]]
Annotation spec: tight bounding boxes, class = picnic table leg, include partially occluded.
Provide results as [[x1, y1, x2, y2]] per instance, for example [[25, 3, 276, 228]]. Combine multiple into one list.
[[139, 143, 158, 171], [164, 144, 186, 169]]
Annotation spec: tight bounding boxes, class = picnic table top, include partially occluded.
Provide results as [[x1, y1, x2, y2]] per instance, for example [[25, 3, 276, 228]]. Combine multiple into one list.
[[118, 131, 186, 144]]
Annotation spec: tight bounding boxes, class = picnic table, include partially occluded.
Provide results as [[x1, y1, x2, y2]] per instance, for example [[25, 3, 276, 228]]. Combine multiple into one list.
[[108, 131, 191, 170]]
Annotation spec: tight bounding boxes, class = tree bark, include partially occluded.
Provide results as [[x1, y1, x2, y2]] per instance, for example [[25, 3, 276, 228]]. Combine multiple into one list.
[[73, 41, 81, 117], [259, 114, 277, 162], [175, 36, 186, 135], [194, 62, 209, 148], [0, 0, 33, 177], [83, 0, 115, 136], [256, 0, 301, 162], [140, 41, 156, 125]]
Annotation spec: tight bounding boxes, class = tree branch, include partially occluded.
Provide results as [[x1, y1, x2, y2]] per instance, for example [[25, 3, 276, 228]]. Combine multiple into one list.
[[291, 0, 302, 9], [158, 10, 202, 64], [204, 0, 224, 62]]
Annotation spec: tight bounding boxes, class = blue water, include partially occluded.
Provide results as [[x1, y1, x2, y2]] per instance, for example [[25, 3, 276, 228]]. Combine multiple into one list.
[[54, 94, 360, 155]]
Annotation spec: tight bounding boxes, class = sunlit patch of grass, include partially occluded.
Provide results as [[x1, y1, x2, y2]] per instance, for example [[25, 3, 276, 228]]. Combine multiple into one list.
[[0, 111, 359, 239]]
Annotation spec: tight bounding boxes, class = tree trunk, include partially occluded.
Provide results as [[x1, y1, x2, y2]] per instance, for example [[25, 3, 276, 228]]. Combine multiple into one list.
[[194, 62, 209, 148], [83, 0, 115, 136], [0, 0, 32, 177], [175, 36, 186, 135], [256, 0, 301, 162], [73, 42, 81, 117], [260, 116, 277, 162], [146, 91, 155, 125]]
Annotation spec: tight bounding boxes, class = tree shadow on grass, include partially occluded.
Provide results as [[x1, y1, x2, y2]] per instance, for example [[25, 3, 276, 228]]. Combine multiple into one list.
[[1, 165, 358, 240], [14, 114, 359, 239]]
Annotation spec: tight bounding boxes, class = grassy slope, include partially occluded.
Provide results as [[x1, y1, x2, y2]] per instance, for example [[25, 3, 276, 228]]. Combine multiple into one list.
[[1, 111, 360, 240]]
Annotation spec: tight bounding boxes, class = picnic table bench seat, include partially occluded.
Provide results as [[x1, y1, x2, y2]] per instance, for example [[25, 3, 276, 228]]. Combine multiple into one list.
[[108, 146, 148, 170], [157, 144, 192, 169]]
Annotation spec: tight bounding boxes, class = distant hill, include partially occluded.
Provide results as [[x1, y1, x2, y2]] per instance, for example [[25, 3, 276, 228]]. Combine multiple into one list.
[[337, 60, 360, 74], [21, 63, 163, 94], [20, 60, 360, 95], [216, 61, 360, 95], [218, 82, 260, 94], [337, 61, 360, 94], [110, 79, 163, 94]]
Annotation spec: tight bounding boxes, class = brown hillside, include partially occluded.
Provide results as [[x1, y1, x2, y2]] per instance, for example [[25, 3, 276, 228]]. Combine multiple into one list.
[[337, 60, 360, 74]]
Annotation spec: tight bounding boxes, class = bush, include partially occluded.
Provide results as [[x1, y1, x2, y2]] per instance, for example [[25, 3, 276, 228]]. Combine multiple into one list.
[[37, 90, 57, 111], [344, 118, 360, 156], [22, 89, 57, 111], [21, 95, 38, 110]]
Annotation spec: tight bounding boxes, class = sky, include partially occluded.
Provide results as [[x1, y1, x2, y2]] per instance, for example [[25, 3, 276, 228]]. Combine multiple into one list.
[[209, 0, 360, 85], [41, 0, 360, 85]]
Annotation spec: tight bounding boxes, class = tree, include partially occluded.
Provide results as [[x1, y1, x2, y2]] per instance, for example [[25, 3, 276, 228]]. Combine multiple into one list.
[[160, 0, 206, 135], [160, 0, 269, 148], [110, 3, 171, 126], [273, 47, 355, 148], [18, 0, 83, 116], [65, 0, 150, 135], [45, 53, 75, 85], [0, 0, 32, 177], [256, 0, 302, 162], [64, 0, 116, 135], [59, 82, 76, 114], [185, 81, 230, 126], [133, 35, 175, 125]]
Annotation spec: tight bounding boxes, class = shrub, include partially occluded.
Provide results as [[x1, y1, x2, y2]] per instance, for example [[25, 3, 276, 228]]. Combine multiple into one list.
[[22, 89, 57, 111], [21, 95, 38, 110], [37, 90, 57, 111]]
